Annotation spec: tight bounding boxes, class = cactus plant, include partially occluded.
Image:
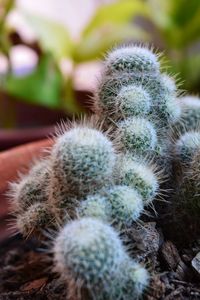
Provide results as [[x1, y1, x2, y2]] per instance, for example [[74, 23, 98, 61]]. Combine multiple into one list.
[[115, 85, 151, 118], [9, 44, 188, 299], [98, 83, 152, 121]]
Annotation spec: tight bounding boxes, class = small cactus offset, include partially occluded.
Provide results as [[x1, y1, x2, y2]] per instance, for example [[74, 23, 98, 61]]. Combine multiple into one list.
[[9, 159, 50, 212], [175, 96, 200, 133], [114, 259, 149, 299], [16, 202, 53, 237], [103, 185, 144, 227], [49, 125, 116, 211], [116, 155, 160, 205], [9, 44, 192, 299], [174, 131, 200, 164], [115, 84, 151, 119], [117, 117, 158, 156], [77, 194, 111, 222]]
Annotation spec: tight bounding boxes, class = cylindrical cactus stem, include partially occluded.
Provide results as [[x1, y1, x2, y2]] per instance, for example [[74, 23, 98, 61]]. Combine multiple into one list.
[[49, 126, 116, 209], [53, 218, 126, 299]]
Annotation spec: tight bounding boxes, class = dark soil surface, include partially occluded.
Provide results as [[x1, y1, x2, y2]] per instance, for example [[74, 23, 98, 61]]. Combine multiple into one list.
[[1, 222, 200, 300], [0, 235, 67, 300]]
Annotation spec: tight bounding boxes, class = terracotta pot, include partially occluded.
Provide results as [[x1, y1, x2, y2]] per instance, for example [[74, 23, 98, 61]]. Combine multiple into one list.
[[0, 139, 53, 241], [0, 126, 55, 150]]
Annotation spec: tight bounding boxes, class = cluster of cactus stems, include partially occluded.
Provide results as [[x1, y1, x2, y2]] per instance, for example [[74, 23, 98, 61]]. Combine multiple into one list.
[[173, 96, 200, 219], [9, 45, 200, 299]]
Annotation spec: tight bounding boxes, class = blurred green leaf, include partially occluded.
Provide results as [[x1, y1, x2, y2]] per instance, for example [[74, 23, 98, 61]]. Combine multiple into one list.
[[170, 0, 200, 27], [175, 53, 200, 92], [62, 77, 84, 114], [74, 24, 148, 63], [146, 0, 200, 48], [21, 11, 72, 60], [146, 0, 172, 29], [83, 0, 148, 37], [180, 11, 200, 47], [5, 53, 63, 108]]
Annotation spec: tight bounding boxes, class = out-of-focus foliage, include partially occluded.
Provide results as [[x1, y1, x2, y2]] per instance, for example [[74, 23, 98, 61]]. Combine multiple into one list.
[[6, 53, 63, 108], [146, 0, 200, 92], [0, 0, 14, 55], [23, 12, 73, 61], [0, 0, 148, 125]]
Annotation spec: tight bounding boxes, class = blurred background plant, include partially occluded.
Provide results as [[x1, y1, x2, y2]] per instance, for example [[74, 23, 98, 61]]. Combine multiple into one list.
[[145, 0, 200, 93], [0, 0, 148, 129], [0, 0, 200, 131]]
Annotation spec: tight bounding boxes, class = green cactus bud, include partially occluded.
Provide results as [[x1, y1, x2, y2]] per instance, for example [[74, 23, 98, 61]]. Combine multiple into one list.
[[53, 218, 126, 298], [16, 202, 53, 237], [174, 131, 200, 163], [99, 83, 151, 121], [50, 126, 116, 207], [105, 46, 160, 75], [103, 185, 144, 227], [117, 117, 158, 156], [116, 84, 151, 118], [116, 156, 159, 205], [77, 194, 111, 222], [9, 159, 50, 212], [178, 96, 200, 132], [120, 260, 149, 299]]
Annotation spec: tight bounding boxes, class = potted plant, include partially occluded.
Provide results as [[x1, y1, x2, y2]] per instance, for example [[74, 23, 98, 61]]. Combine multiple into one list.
[[1, 45, 200, 299]]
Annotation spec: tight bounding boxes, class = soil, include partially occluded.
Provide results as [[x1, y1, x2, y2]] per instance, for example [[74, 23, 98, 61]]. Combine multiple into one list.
[[1, 220, 200, 299], [0, 235, 68, 300]]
